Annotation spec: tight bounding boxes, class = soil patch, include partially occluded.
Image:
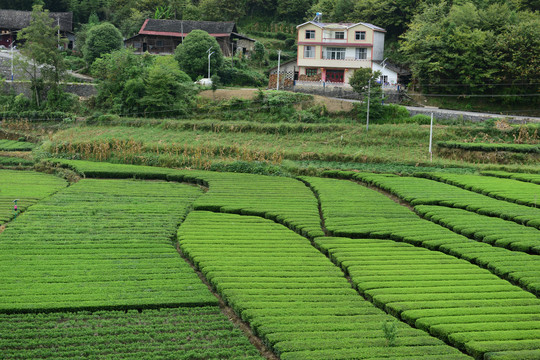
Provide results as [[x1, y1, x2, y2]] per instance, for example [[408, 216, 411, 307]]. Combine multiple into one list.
[[199, 89, 355, 113]]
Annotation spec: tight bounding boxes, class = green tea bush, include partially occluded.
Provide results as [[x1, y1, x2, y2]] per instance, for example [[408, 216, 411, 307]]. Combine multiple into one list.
[[418, 172, 540, 207], [314, 235, 540, 359], [438, 141, 540, 154], [0, 170, 67, 225], [482, 170, 540, 185], [0, 307, 262, 358], [0, 178, 215, 312], [319, 172, 540, 295], [179, 211, 465, 359]]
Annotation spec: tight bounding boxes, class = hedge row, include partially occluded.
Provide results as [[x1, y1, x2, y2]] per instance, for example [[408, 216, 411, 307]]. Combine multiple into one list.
[[417, 172, 540, 207], [0, 139, 35, 151], [47, 159, 324, 238], [314, 236, 540, 359], [329, 171, 540, 229], [0, 169, 66, 225], [481, 170, 540, 185], [416, 205, 540, 254], [0, 178, 216, 313], [192, 173, 323, 238], [0, 307, 262, 359], [179, 211, 469, 360], [436, 141, 540, 154], [304, 176, 540, 295], [0, 156, 34, 167], [0, 110, 70, 121]]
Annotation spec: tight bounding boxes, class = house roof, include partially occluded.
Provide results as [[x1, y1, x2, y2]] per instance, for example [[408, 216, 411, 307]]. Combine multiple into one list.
[[0, 9, 73, 32], [373, 60, 411, 76], [139, 19, 238, 37], [297, 21, 385, 33], [268, 59, 297, 72]]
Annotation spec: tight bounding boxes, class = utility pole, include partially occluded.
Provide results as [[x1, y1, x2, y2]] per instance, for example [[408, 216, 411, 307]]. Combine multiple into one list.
[[276, 50, 281, 90], [429, 112, 434, 162], [207, 47, 214, 79], [57, 17, 60, 48], [366, 79, 371, 132], [10, 36, 14, 81], [181, 20, 184, 43]]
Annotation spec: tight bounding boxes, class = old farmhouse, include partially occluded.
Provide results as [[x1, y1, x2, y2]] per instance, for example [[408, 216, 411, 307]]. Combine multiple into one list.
[[0, 9, 74, 49], [125, 19, 255, 56]]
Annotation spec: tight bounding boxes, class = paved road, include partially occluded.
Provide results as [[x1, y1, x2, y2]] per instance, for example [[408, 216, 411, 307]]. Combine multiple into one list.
[[0, 49, 93, 82], [404, 105, 540, 123], [334, 96, 540, 123]]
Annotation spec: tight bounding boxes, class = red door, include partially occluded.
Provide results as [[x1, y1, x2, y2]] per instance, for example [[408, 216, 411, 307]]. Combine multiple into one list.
[[326, 69, 344, 83]]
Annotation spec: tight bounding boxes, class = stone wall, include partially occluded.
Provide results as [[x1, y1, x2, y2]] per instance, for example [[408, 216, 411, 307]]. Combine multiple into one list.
[[292, 83, 401, 103], [1, 81, 96, 98], [407, 108, 538, 124]]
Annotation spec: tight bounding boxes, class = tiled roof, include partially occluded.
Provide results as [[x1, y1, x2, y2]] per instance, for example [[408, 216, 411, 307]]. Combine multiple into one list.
[[140, 19, 237, 36], [0, 9, 72, 32]]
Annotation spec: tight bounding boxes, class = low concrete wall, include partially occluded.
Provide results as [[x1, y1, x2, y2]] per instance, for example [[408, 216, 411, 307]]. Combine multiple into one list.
[[406, 107, 539, 124], [1, 81, 96, 98], [292, 83, 401, 103]]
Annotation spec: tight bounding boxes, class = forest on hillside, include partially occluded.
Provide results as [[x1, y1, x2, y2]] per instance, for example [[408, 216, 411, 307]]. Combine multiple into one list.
[[1, 0, 539, 105]]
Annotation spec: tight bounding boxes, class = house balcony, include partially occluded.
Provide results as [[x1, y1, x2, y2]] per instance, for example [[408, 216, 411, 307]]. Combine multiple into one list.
[[298, 58, 372, 69], [322, 37, 347, 43]]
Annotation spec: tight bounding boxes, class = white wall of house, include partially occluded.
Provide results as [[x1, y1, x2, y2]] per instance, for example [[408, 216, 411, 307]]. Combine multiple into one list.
[[373, 62, 398, 84], [372, 31, 385, 61]]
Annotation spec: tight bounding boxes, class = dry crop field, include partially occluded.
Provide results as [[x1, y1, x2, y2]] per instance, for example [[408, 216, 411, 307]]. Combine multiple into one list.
[[1, 160, 539, 360]]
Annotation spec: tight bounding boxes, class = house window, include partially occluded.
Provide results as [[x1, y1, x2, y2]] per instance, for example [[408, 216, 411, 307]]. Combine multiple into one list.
[[305, 30, 315, 39], [334, 31, 345, 39], [355, 48, 367, 60], [355, 31, 366, 40], [306, 68, 318, 77], [304, 46, 315, 58], [156, 40, 163, 47], [325, 47, 346, 60]]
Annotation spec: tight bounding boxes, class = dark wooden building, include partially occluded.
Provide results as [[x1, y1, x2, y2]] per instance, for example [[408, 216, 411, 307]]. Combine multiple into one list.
[[0, 9, 74, 49], [125, 19, 255, 56]]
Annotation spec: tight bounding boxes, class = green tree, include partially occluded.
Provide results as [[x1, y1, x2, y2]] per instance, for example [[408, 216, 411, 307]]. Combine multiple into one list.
[[277, 0, 315, 22], [200, 0, 246, 21], [83, 22, 123, 65], [139, 56, 194, 116], [251, 41, 266, 65], [349, 68, 382, 95], [400, 1, 539, 102], [174, 30, 224, 79], [17, 4, 67, 107], [351, 0, 422, 40], [91, 48, 149, 113], [349, 68, 385, 122]]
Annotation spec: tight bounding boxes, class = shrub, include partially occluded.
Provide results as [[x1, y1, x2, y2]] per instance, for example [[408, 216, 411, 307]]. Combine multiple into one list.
[[83, 23, 123, 65], [284, 38, 295, 49], [174, 30, 224, 80], [218, 67, 267, 87], [406, 114, 432, 124], [382, 104, 409, 122]]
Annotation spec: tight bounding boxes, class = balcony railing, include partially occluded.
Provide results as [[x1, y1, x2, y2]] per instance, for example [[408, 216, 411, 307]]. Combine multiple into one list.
[[323, 37, 347, 41], [321, 57, 370, 61]]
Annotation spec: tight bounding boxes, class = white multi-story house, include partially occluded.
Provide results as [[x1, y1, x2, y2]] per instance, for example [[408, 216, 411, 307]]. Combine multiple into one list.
[[296, 20, 397, 85]]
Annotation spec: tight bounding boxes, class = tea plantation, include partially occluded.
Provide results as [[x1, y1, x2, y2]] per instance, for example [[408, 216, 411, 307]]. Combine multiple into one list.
[[1, 161, 539, 359]]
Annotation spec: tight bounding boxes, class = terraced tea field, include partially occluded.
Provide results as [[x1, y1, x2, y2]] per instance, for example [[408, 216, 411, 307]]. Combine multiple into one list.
[[1, 162, 539, 359]]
